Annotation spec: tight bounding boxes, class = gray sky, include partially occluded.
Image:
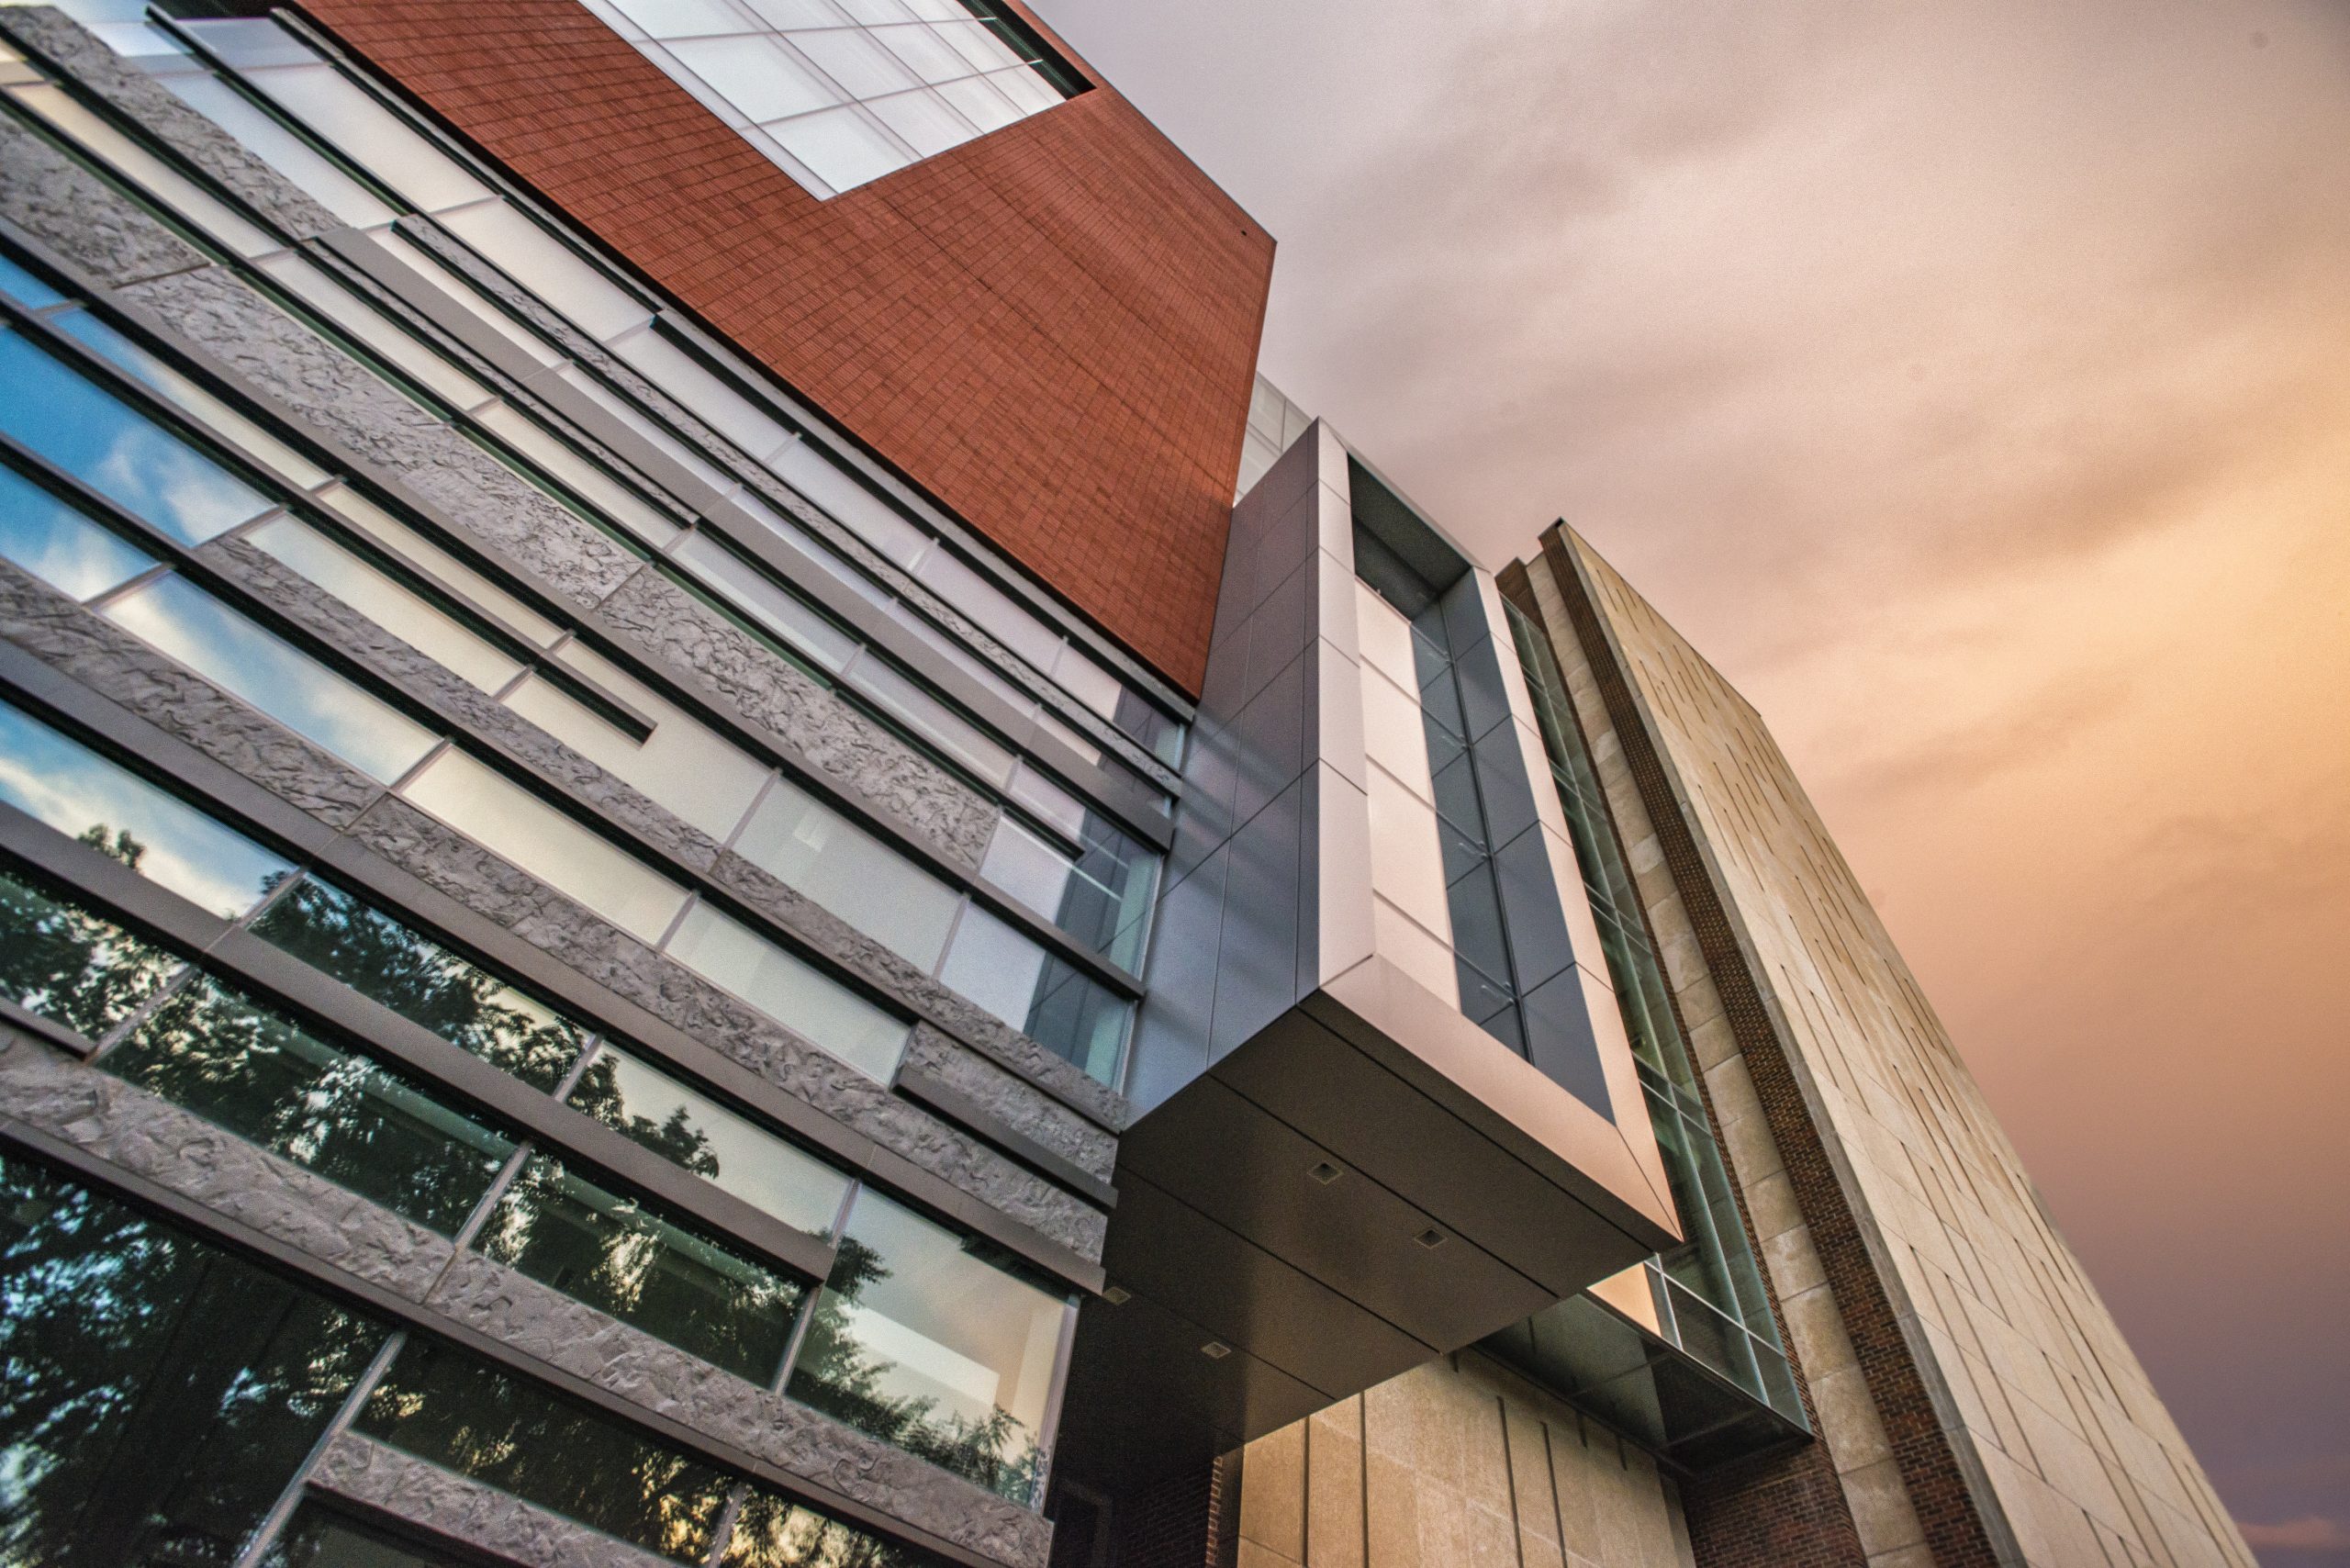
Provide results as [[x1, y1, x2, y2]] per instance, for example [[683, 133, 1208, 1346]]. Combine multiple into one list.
[[1033, 0, 2350, 1552]]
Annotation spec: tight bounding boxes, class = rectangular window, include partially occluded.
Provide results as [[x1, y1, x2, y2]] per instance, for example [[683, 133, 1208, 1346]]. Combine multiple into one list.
[[730, 773, 960, 971], [0, 865, 185, 1040], [0, 454, 158, 600], [0, 696, 294, 918], [0, 1150, 390, 1568], [99, 973, 518, 1236], [248, 874, 589, 1092], [565, 1044, 851, 1237], [104, 573, 441, 784], [245, 514, 526, 695], [474, 1152, 807, 1383], [355, 1338, 733, 1565], [935, 904, 1125, 1081], [787, 1189, 1068, 1505], [0, 327, 274, 544], [662, 901, 908, 1081]]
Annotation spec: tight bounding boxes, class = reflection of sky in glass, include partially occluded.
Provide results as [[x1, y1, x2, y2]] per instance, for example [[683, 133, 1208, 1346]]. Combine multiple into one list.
[[103, 574, 438, 784], [663, 902, 905, 1080], [0, 329, 271, 544], [0, 462, 155, 601], [0, 252, 68, 308], [0, 698, 291, 917]]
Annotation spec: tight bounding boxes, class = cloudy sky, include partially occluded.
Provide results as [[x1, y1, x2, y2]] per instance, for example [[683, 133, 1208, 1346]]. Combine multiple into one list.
[[1034, 0, 2350, 1553]]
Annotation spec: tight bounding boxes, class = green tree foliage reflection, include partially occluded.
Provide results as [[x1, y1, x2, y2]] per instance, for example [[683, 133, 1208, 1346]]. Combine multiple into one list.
[[0, 831, 185, 1039], [0, 1152, 385, 1566], [787, 1238, 1044, 1506], [249, 876, 586, 1091]]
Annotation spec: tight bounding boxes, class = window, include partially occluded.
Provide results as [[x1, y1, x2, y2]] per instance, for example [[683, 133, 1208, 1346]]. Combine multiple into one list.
[[98, 973, 518, 1236], [475, 1152, 808, 1382], [732, 772, 961, 970], [0, 866, 183, 1039], [786, 1188, 1067, 1505], [580, 0, 1080, 199], [248, 874, 590, 1092], [662, 901, 908, 1081], [0, 696, 294, 919], [0, 1151, 391, 1567], [565, 1045, 852, 1235], [935, 904, 1126, 1081]]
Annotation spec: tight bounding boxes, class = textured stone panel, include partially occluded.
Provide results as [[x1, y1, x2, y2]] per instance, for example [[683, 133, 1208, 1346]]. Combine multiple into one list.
[[112, 264, 644, 610], [308, 1433, 680, 1568], [901, 1023, 1116, 1182], [594, 568, 997, 869], [0, 560, 386, 828], [0, 6, 341, 241], [425, 1250, 1054, 1568], [341, 795, 1106, 1260], [0, 1029, 452, 1300], [0, 115, 207, 288]]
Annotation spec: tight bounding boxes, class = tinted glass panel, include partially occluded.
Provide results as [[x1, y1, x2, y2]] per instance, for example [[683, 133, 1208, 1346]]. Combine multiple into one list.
[[730, 774, 958, 970], [263, 1504, 473, 1568], [356, 1338, 731, 1564], [475, 1153, 805, 1383], [249, 875, 588, 1092], [100, 974, 516, 1235], [663, 902, 906, 1081], [935, 904, 1125, 1081], [0, 697, 294, 918], [104, 574, 441, 783], [0, 1150, 387, 1568], [0, 328, 273, 543], [246, 515, 524, 694], [0, 866, 184, 1041], [566, 1046, 850, 1236], [724, 1487, 947, 1568], [0, 459, 156, 600], [787, 1190, 1066, 1504]]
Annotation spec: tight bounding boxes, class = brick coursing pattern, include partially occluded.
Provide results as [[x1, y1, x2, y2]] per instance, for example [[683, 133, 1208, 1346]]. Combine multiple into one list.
[[289, 0, 1274, 693], [1531, 527, 2004, 1568], [1495, 561, 1871, 1568]]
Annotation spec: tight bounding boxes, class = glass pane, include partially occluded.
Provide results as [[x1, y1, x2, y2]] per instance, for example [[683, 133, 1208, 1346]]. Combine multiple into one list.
[[398, 746, 689, 943], [0, 251, 70, 308], [313, 481, 565, 648], [0, 1151, 389, 1568], [868, 26, 978, 84], [249, 875, 588, 1092], [105, 573, 442, 784], [863, 87, 980, 156], [473, 401, 680, 547], [567, 1046, 852, 1236], [431, 199, 654, 342], [730, 774, 959, 970], [246, 515, 526, 694], [240, 59, 494, 213], [0, 459, 157, 600], [502, 640, 768, 841], [849, 655, 1013, 786], [933, 72, 1018, 133], [673, 529, 859, 674], [51, 308, 334, 490], [263, 1503, 474, 1568], [101, 973, 517, 1235], [0, 697, 294, 917], [663, 902, 906, 1081], [667, 32, 841, 120], [158, 70, 399, 228], [0, 329, 274, 544], [936, 904, 1130, 1081], [475, 1153, 806, 1383], [609, 0, 749, 38], [253, 252, 494, 413], [980, 815, 1154, 969], [725, 1487, 946, 1568], [786, 1190, 1066, 1504], [765, 106, 911, 192], [356, 1338, 732, 1564], [0, 865, 185, 1040], [787, 28, 916, 96]]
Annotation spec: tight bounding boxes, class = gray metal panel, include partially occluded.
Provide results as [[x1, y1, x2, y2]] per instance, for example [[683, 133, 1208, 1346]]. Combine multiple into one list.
[[1209, 773, 1305, 1064]]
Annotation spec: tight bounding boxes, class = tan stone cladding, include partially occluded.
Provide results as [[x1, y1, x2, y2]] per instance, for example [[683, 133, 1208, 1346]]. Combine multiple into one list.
[[1530, 524, 2255, 1568]]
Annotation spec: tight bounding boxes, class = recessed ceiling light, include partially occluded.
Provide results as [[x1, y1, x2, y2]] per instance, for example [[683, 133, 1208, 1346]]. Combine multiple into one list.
[[1308, 1160, 1342, 1184], [1201, 1340, 1233, 1360], [1102, 1285, 1131, 1305], [1415, 1227, 1448, 1249]]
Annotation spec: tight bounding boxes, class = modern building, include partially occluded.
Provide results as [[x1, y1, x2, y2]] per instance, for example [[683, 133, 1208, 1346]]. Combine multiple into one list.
[[0, 5, 2253, 1567]]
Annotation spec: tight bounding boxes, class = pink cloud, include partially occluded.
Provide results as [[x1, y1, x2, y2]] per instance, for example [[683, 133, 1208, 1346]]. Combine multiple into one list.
[[2240, 1518, 2350, 1551]]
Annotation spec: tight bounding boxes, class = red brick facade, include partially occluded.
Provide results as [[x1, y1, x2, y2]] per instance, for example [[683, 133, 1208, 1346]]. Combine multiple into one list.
[[294, 0, 1272, 694]]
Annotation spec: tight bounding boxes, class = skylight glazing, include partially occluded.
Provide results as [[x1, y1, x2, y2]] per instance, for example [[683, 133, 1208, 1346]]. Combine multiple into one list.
[[581, 0, 1082, 197]]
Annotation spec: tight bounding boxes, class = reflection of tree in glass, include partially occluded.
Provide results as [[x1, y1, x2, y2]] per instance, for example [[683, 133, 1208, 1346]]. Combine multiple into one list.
[[565, 1051, 722, 1178], [249, 876, 586, 1091], [0, 1152, 386, 1567], [786, 1239, 1044, 1506], [474, 1155, 801, 1383], [0, 836, 185, 1038], [358, 1339, 730, 1565], [99, 974, 512, 1236], [723, 1486, 946, 1568]]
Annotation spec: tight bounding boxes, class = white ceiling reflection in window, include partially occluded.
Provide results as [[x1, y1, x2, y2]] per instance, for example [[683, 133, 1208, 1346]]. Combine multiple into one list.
[[578, 0, 1081, 198]]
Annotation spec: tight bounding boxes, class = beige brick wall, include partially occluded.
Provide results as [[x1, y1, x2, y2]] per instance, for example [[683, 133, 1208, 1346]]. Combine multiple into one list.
[[1561, 533, 2255, 1568], [1237, 1355, 1697, 1568]]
